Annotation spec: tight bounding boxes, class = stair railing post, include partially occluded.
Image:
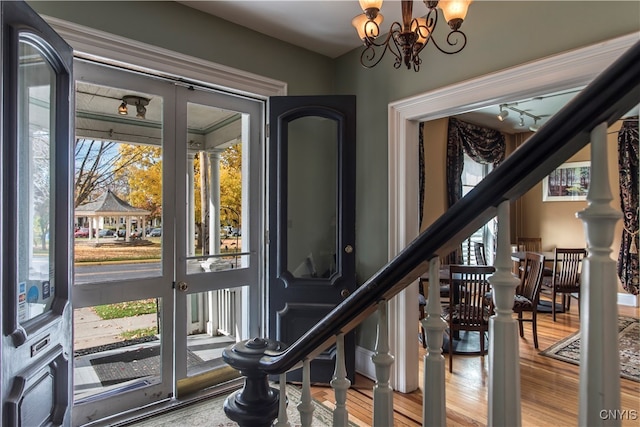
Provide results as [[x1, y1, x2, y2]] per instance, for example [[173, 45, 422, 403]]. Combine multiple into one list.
[[297, 358, 315, 427], [274, 373, 290, 427], [331, 332, 351, 426], [422, 256, 447, 426], [576, 122, 622, 426], [372, 299, 394, 427], [222, 338, 285, 427], [488, 200, 522, 426]]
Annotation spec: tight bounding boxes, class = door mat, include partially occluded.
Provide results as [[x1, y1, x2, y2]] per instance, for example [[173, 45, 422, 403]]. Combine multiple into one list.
[[125, 384, 361, 427], [540, 316, 639, 382], [90, 346, 204, 387]]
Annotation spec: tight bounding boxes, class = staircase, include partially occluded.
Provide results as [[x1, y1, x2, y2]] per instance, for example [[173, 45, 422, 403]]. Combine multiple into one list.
[[222, 40, 640, 427]]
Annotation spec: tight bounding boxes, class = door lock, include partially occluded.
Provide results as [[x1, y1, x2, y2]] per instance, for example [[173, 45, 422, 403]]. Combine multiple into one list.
[[341, 289, 350, 299], [177, 281, 189, 292], [344, 245, 353, 254]]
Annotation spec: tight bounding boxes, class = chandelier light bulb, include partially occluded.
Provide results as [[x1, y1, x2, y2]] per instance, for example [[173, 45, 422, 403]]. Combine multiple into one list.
[[439, 0, 472, 30]]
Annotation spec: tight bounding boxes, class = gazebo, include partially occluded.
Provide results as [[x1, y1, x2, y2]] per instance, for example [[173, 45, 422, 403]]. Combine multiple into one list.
[[75, 190, 151, 243]]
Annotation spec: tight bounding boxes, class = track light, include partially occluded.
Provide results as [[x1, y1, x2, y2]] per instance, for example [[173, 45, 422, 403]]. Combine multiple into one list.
[[529, 118, 540, 132], [497, 105, 509, 121]]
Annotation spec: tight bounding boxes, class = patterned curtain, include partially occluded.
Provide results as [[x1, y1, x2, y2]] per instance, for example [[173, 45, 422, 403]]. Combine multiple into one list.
[[617, 117, 639, 295], [446, 118, 506, 207]]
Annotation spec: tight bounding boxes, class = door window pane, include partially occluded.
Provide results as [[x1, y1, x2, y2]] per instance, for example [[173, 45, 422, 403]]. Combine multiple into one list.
[[73, 299, 162, 401], [17, 40, 56, 323], [286, 117, 338, 278], [185, 103, 248, 275], [74, 83, 163, 284]]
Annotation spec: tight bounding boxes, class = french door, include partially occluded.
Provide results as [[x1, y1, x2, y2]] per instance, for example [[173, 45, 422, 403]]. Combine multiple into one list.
[[70, 60, 263, 423]]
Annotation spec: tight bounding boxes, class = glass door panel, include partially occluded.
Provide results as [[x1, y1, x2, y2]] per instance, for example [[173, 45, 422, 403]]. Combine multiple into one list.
[[174, 87, 263, 393], [71, 61, 176, 424], [17, 41, 57, 324]]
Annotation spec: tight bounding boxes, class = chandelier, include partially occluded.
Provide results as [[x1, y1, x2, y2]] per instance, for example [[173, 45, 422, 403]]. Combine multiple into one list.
[[352, 0, 472, 72]]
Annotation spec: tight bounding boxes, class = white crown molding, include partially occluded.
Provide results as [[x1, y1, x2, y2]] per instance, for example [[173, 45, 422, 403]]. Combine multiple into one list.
[[387, 31, 639, 393], [42, 15, 287, 99]]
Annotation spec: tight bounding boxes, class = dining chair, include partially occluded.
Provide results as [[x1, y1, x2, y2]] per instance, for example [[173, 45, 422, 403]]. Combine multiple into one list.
[[474, 242, 487, 265], [513, 252, 545, 349], [443, 264, 495, 372], [547, 248, 587, 321]]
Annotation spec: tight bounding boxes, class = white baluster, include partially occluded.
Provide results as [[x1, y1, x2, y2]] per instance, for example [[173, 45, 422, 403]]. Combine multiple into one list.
[[576, 122, 622, 426], [372, 300, 394, 427], [274, 373, 290, 427], [331, 333, 350, 427], [422, 257, 447, 426], [488, 201, 522, 426], [297, 359, 314, 427]]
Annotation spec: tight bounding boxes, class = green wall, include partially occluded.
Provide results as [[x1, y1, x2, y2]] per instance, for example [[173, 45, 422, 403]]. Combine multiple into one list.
[[29, 1, 335, 95], [333, 1, 639, 349], [28, 1, 640, 351]]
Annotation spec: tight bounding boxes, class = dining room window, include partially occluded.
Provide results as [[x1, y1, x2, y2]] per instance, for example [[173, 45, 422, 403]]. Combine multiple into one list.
[[462, 153, 497, 264]]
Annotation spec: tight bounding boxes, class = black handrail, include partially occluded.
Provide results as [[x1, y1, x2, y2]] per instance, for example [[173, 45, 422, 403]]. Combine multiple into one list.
[[221, 42, 640, 382], [223, 38, 640, 427], [251, 38, 640, 375]]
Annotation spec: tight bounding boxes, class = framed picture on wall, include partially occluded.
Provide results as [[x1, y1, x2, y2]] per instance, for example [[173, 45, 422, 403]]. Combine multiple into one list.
[[542, 161, 591, 202]]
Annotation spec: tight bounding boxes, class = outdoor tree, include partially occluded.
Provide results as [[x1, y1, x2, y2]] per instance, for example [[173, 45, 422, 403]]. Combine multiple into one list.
[[219, 143, 242, 227], [74, 139, 146, 207], [32, 131, 50, 249], [116, 145, 163, 222]]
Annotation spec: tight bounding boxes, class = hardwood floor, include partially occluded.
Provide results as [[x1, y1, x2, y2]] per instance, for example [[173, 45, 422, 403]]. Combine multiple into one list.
[[310, 302, 640, 426]]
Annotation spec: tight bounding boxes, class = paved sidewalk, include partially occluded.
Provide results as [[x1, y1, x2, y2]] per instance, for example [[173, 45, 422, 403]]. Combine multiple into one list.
[[74, 306, 158, 351]]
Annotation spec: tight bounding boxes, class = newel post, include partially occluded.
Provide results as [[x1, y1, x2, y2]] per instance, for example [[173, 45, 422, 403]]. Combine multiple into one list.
[[222, 337, 286, 427], [576, 122, 622, 426]]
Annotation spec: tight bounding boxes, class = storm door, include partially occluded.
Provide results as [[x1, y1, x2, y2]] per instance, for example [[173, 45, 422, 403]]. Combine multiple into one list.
[[173, 85, 263, 396], [1, 2, 74, 425], [268, 95, 356, 383], [70, 60, 177, 425]]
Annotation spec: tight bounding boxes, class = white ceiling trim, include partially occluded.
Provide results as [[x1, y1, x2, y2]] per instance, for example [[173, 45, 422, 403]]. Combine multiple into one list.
[[42, 15, 287, 99]]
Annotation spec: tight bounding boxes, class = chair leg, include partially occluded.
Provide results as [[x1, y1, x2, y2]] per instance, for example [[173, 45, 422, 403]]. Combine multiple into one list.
[[532, 312, 539, 349], [518, 312, 524, 337], [420, 326, 426, 349], [449, 330, 453, 373], [552, 290, 557, 322]]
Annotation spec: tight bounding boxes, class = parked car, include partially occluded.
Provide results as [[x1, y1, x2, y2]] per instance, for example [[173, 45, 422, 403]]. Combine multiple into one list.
[[98, 229, 115, 237], [74, 228, 89, 238], [148, 228, 162, 237]]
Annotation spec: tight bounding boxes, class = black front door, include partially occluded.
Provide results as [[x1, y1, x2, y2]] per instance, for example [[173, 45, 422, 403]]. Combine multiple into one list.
[[268, 95, 356, 383]]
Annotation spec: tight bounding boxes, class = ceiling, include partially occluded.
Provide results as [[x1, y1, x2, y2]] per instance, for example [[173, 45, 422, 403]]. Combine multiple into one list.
[[177, 0, 585, 134]]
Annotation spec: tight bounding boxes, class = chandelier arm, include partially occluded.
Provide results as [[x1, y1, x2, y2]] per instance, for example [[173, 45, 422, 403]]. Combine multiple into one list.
[[428, 29, 468, 55], [360, 22, 404, 69]]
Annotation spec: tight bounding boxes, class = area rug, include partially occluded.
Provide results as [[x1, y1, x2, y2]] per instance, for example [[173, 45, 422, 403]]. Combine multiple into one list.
[[90, 346, 204, 387], [126, 384, 359, 427], [541, 316, 639, 382]]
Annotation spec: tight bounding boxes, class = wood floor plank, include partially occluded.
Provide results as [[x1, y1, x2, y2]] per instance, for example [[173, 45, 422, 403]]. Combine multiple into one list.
[[310, 302, 640, 426]]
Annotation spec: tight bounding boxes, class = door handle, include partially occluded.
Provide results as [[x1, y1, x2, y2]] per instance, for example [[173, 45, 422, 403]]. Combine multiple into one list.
[[177, 281, 189, 292]]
